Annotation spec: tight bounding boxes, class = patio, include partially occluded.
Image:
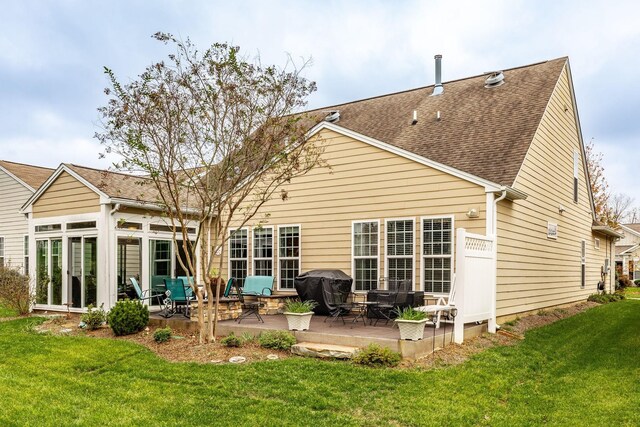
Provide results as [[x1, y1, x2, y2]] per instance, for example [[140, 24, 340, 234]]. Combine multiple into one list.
[[149, 311, 487, 359]]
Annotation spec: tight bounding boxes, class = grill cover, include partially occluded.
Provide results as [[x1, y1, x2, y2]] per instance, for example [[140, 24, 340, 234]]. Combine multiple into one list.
[[294, 270, 353, 315]]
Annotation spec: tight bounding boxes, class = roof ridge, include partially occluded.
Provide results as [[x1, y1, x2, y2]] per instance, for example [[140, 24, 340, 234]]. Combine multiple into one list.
[[0, 159, 55, 171], [65, 163, 149, 180], [305, 57, 568, 113]]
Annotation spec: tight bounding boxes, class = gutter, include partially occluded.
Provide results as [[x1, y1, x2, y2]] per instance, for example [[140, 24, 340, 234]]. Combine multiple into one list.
[[592, 225, 624, 239]]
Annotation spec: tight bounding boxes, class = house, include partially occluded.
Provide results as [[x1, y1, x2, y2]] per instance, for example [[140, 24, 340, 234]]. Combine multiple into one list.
[[0, 160, 54, 272], [20, 163, 200, 311], [218, 56, 621, 324], [616, 224, 640, 280]]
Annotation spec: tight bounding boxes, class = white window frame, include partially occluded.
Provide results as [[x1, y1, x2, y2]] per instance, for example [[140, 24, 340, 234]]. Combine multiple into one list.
[[351, 219, 380, 292], [420, 215, 454, 295], [384, 217, 415, 290], [228, 227, 249, 284], [581, 239, 586, 288], [252, 226, 274, 277], [0, 236, 4, 267], [547, 222, 558, 240], [277, 224, 301, 290], [594, 238, 600, 250], [573, 150, 579, 203], [23, 234, 29, 274]]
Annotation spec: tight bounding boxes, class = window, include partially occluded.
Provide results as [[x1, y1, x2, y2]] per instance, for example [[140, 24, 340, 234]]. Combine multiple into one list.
[[0, 237, 4, 267], [253, 227, 273, 276], [117, 221, 142, 230], [278, 226, 300, 289], [580, 240, 586, 288], [547, 222, 558, 239], [150, 240, 171, 299], [229, 229, 248, 287], [594, 238, 600, 250], [573, 150, 579, 203], [353, 221, 379, 291], [23, 235, 29, 273], [422, 217, 453, 294], [66, 221, 96, 230], [35, 224, 61, 233], [149, 224, 196, 234], [386, 219, 414, 288]]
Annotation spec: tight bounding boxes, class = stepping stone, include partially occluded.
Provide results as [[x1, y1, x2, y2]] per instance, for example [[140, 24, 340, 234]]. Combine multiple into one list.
[[291, 342, 360, 359]]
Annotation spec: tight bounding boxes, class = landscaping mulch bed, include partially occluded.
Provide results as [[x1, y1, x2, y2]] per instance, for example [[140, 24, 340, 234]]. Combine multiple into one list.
[[30, 301, 599, 368], [33, 314, 291, 365]]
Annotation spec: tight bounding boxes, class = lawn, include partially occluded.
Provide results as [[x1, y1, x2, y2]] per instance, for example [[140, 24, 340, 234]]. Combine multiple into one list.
[[624, 286, 640, 298], [0, 305, 17, 318], [1, 302, 639, 426]]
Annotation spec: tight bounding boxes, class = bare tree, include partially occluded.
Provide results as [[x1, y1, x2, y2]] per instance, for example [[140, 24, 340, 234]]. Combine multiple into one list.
[[609, 193, 634, 225], [622, 206, 640, 224], [97, 33, 325, 343]]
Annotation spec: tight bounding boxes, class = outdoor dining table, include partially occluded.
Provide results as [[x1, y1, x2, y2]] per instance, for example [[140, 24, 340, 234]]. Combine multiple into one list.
[[351, 301, 380, 326]]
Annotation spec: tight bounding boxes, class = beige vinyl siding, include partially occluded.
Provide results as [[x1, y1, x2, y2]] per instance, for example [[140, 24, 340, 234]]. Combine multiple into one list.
[[221, 129, 487, 291], [0, 169, 32, 270], [33, 171, 100, 218], [496, 64, 610, 316]]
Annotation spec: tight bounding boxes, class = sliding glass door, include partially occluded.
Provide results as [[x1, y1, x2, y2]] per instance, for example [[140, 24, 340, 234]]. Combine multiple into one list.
[[117, 237, 142, 300], [68, 236, 98, 308], [35, 239, 62, 306]]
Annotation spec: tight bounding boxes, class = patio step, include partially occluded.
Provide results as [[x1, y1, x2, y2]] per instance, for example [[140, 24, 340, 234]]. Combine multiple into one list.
[[291, 342, 360, 359]]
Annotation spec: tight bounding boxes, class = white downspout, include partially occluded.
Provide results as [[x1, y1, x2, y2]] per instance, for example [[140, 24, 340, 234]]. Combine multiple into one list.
[[489, 190, 507, 333]]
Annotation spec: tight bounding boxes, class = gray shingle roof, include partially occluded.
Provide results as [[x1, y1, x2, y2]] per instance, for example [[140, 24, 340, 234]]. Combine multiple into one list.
[[306, 57, 568, 186]]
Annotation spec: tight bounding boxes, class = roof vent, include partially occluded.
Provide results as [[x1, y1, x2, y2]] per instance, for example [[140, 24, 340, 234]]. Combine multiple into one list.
[[484, 71, 504, 88], [431, 54, 443, 96], [324, 110, 340, 123]]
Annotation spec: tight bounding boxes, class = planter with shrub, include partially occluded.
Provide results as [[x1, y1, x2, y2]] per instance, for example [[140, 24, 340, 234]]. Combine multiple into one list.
[[282, 299, 317, 331], [108, 300, 149, 336], [394, 307, 428, 341]]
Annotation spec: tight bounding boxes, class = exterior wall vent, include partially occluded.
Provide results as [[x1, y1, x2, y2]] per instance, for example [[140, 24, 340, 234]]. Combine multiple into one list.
[[325, 111, 340, 123], [484, 71, 504, 88]]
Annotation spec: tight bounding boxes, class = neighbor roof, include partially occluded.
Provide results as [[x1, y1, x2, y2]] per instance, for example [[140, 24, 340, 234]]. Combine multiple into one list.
[[0, 160, 54, 190], [622, 223, 640, 234], [305, 57, 568, 186]]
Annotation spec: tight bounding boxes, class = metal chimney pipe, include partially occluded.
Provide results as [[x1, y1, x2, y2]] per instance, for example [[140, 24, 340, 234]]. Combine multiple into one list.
[[432, 54, 443, 96]]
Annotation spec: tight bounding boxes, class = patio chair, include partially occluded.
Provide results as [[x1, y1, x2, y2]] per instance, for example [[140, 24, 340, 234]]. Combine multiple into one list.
[[322, 283, 354, 325], [223, 278, 235, 298], [415, 275, 456, 328], [177, 276, 195, 299], [164, 278, 195, 318], [240, 276, 274, 296], [130, 277, 165, 306], [234, 280, 264, 323]]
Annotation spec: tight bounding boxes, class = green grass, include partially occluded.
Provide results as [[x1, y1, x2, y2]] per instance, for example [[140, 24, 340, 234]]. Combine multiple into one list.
[[0, 304, 18, 318], [1, 302, 639, 426], [624, 287, 640, 298]]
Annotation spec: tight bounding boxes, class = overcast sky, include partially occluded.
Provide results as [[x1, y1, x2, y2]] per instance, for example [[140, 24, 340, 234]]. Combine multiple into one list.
[[1, 0, 639, 205]]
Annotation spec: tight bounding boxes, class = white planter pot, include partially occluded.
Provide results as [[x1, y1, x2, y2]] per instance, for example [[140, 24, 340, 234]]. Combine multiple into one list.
[[395, 318, 428, 341], [284, 311, 314, 331]]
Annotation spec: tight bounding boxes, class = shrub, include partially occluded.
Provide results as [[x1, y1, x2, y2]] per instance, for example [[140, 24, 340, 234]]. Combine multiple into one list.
[[258, 330, 296, 350], [153, 327, 172, 343], [634, 279, 640, 287], [107, 300, 149, 336], [221, 332, 243, 347], [0, 266, 34, 315], [588, 293, 625, 304], [283, 299, 318, 313], [81, 304, 107, 330], [393, 306, 427, 321], [352, 343, 401, 368], [616, 274, 633, 290]]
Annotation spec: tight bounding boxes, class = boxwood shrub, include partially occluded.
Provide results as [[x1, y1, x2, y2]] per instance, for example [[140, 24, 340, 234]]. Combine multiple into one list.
[[108, 300, 149, 336]]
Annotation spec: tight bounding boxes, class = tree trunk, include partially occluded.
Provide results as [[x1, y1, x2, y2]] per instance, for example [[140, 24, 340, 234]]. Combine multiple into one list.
[[196, 287, 205, 344], [205, 279, 214, 342]]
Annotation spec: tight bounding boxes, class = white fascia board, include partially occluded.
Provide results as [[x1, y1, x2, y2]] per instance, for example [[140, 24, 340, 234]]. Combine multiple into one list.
[[0, 164, 36, 192], [619, 243, 640, 256], [20, 164, 110, 213], [307, 121, 503, 191]]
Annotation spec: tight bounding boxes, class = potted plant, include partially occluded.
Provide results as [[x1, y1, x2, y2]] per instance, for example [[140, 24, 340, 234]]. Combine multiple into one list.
[[394, 307, 428, 341], [283, 299, 318, 331]]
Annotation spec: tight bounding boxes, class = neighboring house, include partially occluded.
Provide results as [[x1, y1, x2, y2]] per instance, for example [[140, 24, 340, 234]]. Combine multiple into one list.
[[0, 160, 54, 272], [218, 56, 621, 322], [20, 163, 200, 311], [616, 224, 640, 280]]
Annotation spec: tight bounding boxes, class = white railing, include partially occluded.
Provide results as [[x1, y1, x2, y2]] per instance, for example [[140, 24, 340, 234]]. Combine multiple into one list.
[[454, 228, 496, 343]]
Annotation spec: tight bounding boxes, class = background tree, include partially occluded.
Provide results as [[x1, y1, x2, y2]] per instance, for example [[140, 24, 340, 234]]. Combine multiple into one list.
[[97, 33, 325, 343], [584, 139, 635, 228]]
